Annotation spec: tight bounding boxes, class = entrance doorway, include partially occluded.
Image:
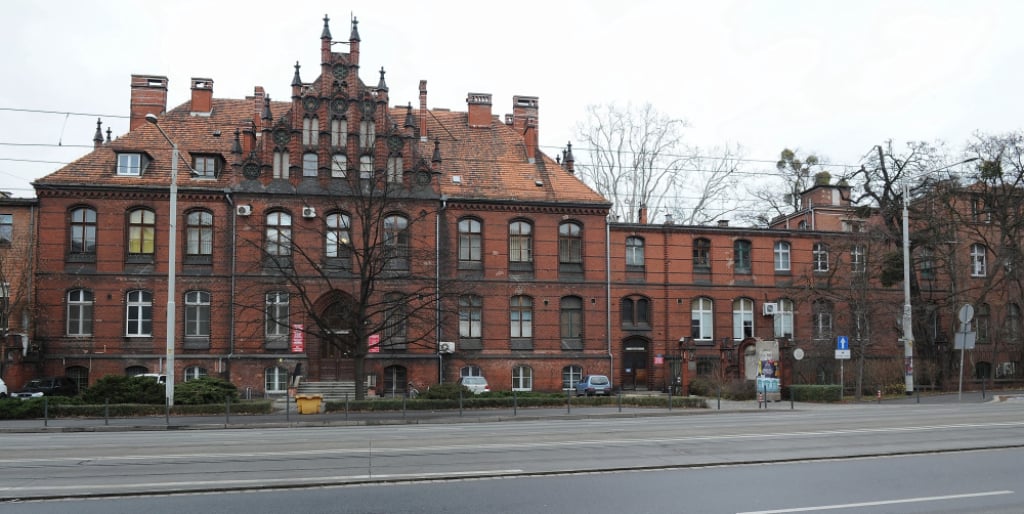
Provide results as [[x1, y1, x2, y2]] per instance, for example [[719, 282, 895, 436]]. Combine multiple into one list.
[[621, 338, 649, 390]]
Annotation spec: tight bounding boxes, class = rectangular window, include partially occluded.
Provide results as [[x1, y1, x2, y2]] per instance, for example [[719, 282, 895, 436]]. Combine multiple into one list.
[[0, 214, 11, 244], [693, 239, 711, 270], [125, 291, 152, 337], [117, 153, 142, 176], [851, 245, 866, 273], [774, 241, 790, 271], [734, 240, 751, 273], [387, 156, 403, 183], [813, 243, 829, 272], [360, 120, 376, 149], [359, 156, 373, 179], [331, 118, 347, 148], [331, 153, 347, 178], [303, 152, 318, 177], [192, 156, 217, 178], [509, 222, 533, 264], [273, 151, 289, 179], [265, 292, 290, 338]]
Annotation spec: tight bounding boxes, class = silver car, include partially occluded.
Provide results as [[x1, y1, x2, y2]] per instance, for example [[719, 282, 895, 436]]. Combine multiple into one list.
[[457, 376, 490, 394]]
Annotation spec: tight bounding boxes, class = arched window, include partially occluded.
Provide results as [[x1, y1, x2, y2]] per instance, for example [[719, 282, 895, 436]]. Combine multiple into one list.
[[626, 237, 645, 270], [971, 244, 987, 277], [330, 118, 347, 148], [459, 295, 483, 339], [560, 296, 583, 347], [562, 365, 583, 390], [774, 241, 791, 272], [325, 212, 351, 260], [733, 298, 754, 340], [331, 153, 347, 177], [69, 206, 97, 256], [510, 296, 533, 339], [127, 208, 156, 256], [125, 290, 152, 337], [66, 289, 94, 336], [185, 210, 213, 258], [512, 365, 533, 391], [812, 299, 833, 340], [265, 366, 289, 393], [184, 366, 208, 381], [621, 296, 651, 329], [184, 291, 211, 338], [265, 211, 293, 265], [383, 214, 410, 271], [458, 218, 482, 267], [558, 221, 583, 268], [976, 303, 990, 342], [774, 299, 794, 339], [460, 365, 483, 377], [273, 150, 290, 178], [734, 240, 751, 272], [693, 238, 711, 270], [66, 365, 89, 392], [302, 152, 318, 176], [691, 297, 713, 341], [813, 243, 829, 272], [302, 116, 319, 146], [509, 221, 533, 268]]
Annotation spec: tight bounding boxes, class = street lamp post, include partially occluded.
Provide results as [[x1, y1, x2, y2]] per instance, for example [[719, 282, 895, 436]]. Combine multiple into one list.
[[145, 113, 177, 407]]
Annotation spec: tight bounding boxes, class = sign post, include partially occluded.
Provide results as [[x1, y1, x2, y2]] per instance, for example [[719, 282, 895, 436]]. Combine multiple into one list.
[[955, 304, 976, 402], [835, 336, 850, 400]]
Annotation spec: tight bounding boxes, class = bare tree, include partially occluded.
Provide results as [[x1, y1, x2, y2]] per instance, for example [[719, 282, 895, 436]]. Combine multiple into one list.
[[743, 148, 823, 226], [574, 102, 739, 224], [234, 153, 465, 399], [0, 252, 31, 378]]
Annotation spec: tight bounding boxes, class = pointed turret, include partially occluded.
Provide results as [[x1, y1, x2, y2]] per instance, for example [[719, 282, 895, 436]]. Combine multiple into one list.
[[432, 137, 442, 167], [350, 17, 361, 69], [93, 119, 103, 149], [377, 67, 388, 92]]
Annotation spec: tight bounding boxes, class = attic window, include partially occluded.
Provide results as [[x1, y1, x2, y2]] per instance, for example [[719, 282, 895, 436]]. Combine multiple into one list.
[[451, 175, 462, 184], [192, 155, 219, 179], [116, 153, 145, 176]]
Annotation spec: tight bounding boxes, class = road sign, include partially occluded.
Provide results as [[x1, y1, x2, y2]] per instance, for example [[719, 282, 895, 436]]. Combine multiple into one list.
[[835, 349, 851, 360], [954, 331, 976, 350], [837, 336, 849, 350]]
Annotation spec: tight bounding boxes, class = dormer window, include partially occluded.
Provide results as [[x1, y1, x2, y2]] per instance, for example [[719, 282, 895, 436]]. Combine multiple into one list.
[[116, 153, 146, 176], [192, 155, 219, 178]]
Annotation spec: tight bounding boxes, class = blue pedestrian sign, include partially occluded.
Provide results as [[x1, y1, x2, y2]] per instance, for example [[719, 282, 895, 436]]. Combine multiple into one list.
[[835, 336, 851, 360]]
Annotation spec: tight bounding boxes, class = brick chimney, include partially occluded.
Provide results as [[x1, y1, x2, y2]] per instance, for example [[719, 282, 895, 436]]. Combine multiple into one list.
[[129, 74, 168, 130], [638, 205, 648, 224], [419, 80, 428, 141], [190, 77, 213, 115], [467, 93, 492, 128], [252, 86, 266, 132], [512, 95, 539, 160]]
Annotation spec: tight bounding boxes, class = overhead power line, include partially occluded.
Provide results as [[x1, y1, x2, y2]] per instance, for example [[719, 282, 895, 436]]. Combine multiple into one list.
[[0, 107, 129, 118]]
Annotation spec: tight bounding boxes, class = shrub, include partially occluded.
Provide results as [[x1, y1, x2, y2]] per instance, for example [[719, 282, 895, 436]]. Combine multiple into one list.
[[787, 385, 843, 402], [174, 377, 239, 405], [420, 382, 472, 400], [81, 375, 165, 404]]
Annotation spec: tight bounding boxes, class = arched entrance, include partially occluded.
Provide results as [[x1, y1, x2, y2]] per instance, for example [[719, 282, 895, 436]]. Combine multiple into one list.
[[316, 291, 358, 380], [621, 337, 649, 390]]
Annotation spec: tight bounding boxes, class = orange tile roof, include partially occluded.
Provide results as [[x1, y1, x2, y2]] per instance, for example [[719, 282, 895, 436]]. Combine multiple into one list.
[[36, 98, 609, 208]]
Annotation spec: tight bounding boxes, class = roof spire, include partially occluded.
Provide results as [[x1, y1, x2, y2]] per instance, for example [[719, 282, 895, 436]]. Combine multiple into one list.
[[350, 16, 361, 41], [232, 128, 243, 155], [291, 61, 302, 87], [404, 102, 415, 129], [321, 14, 332, 40], [432, 137, 442, 165], [105, 127, 112, 143], [262, 97, 272, 121], [377, 67, 388, 92], [92, 118, 103, 148]]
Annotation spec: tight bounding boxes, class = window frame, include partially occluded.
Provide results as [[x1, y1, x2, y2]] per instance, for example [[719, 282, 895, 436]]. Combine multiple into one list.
[[812, 299, 833, 340], [813, 243, 830, 272], [691, 297, 713, 341], [273, 150, 290, 179], [509, 220, 534, 269], [184, 290, 211, 338], [0, 213, 12, 245], [265, 291, 290, 339], [558, 221, 583, 268], [733, 298, 754, 340], [66, 289, 94, 336], [191, 155, 218, 178], [851, 244, 866, 273], [265, 211, 293, 257], [734, 240, 752, 273], [125, 290, 153, 337], [511, 365, 533, 391], [126, 208, 156, 257], [69, 207, 97, 257], [774, 298, 794, 339], [774, 241, 791, 272], [693, 238, 711, 271], [971, 243, 987, 277], [510, 295, 533, 339], [302, 152, 319, 177], [626, 236, 645, 269], [562, 365, 583, 390], [185, 210, 213, 259], [116, 152, 143, 176], [383, 214, 410, 271], [560, 296, 584, 346], [458, 218, 483, 267]]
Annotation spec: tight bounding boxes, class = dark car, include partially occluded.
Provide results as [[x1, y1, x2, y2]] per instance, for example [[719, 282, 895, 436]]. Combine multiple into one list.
[[12, 376, 79, 399], [575, 375, 613, 396]]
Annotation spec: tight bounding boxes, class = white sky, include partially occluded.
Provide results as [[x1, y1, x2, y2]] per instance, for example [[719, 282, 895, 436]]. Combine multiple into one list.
[[2, 0, 1021, 217]]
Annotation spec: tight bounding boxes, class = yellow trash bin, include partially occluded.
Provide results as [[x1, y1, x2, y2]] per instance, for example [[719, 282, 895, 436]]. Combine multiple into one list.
[[295, 394, 323, 414]]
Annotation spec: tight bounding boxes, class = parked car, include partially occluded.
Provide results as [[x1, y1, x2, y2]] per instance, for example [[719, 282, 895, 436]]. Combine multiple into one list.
[[575, 375, 613, 396], [136, 373, 167, 384], [0, 377, 7, 398], [12, 376, 79, 399], [457, 376, 490, 394]]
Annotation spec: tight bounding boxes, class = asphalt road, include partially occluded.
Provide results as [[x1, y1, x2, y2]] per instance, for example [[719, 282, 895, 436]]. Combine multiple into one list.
[[1, 392, 1022, 503]]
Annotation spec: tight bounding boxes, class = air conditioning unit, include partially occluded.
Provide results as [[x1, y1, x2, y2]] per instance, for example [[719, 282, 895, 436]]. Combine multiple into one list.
[[763, 302, 778, 316], [236, 204, 252, 216], [438, 341, 455, 354], [302, 206, 316, 218]]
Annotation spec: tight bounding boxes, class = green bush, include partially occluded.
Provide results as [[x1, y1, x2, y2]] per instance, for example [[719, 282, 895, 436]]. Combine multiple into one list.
[[787, 385, 843, 402], [419, 382, 473, 400], [81, 375, 165, 404], [174, 377, 239, 405]]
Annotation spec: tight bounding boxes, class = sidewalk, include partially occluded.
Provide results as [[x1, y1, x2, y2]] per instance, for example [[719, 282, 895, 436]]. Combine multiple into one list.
[[3, 391, 1016, 433]]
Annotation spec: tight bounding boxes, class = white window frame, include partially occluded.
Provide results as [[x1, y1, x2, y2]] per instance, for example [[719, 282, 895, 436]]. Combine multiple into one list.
[[971, 243, 987, 277], [117, 153, 142, 176], [331, 153, 347, 178], [265, 291, 290, 338], [330, 118, 347, 148], [125, 290, 152, 337], [813, 243, 829, 272], [691, 297, 713, 341], [733, 298, 754, 340], [66, 289, 94, 336], [774, 299, 794, 339], [774, 241, 791, 271], [302, 152, 318, 177], [273, 151, 289, 179], [511, 365, 533, 391]]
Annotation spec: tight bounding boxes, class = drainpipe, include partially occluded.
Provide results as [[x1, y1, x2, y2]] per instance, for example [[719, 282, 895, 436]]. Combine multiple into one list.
[[605, 217, 613, 386], [225, 192, 236, 379], [436, 195, 447, 383]]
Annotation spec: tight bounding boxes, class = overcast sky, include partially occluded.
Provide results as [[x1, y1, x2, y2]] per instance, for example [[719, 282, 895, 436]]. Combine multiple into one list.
[[2, 0, 1021, 217]]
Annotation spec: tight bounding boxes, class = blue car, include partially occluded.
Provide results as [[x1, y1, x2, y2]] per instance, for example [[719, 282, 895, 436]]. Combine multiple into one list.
[[575, 375, 612, 396]]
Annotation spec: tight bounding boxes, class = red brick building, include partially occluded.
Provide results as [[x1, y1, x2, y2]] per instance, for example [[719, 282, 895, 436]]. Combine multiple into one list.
[[0, 193, 37, 389], [16, 15, 1018, 398]]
